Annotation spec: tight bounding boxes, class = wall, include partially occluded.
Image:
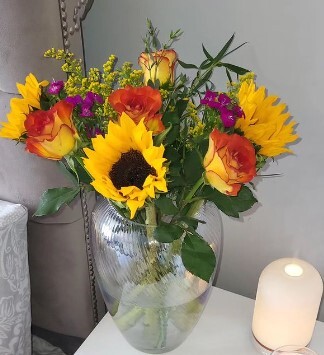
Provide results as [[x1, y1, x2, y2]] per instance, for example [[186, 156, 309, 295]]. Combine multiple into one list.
[[83, 0, 324, 320]]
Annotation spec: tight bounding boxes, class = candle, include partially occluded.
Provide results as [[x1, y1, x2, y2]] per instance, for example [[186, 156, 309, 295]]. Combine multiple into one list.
[[252, 258, 323, 352]]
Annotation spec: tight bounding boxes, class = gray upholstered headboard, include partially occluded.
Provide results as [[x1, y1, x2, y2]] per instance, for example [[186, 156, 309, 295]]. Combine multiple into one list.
[[0, 0, 93, 95], [0, 0, 105, 339]]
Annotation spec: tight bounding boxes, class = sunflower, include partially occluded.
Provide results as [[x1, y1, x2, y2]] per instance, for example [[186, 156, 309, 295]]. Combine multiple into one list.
[[235, 80, 298, 157], [17, 73, 48, 109], [83, 112, 167, 218], [0, 73, 48, 139]]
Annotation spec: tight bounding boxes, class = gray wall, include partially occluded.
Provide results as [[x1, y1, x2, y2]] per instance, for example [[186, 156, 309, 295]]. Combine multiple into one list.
[[83, 0, 324, 320]]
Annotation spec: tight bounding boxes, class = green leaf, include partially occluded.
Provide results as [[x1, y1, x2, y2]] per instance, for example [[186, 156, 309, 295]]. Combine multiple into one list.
[[64, 156, 79, 183], [235, 185, 258, 210], [169, 175, 186, 188], [163, 111, 180, 125], [154, 222, 184, 243], [177, 60, 198, 69], [169, 166, 181, 177], [39, 94, 51, 111], [191, 70, 213, 93], [165, 125, 180, 145], [203, 185, 257, 218], [75, 158, 93, 185], [220, 63, 250, 75], [34, 187, 81, 217], [175, 99, 188, 117], [183, 150, 203, 184], [147, 79, 160, 89], [200, 61, 212, 70], [154, 125, 172, 146], [199, 139, 209, 157], [164, 146, 180, 162], [60, 156, 92, 185], [225, 68, 233, 83], [57, 161, 78, 185], [181, 233, 216, 282], [162, 112, 180, 145], [155, 196, 179, 215], [213, 33, 235, 63], [223, 41, 248, 59], [202, 44, 213, 60], [177, 216, 199, 230]]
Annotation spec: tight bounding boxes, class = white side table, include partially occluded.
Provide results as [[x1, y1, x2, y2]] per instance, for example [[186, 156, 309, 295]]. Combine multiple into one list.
[[0, 200, 31, 355], [75, 287, 324, 355]]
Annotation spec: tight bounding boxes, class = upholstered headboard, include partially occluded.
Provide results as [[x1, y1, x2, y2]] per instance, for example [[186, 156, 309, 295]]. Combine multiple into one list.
[[0, 0, 95, 211], [0, 0, 105, 340]]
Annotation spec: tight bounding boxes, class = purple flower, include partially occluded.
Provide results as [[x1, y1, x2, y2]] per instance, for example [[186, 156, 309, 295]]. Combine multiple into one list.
[[80, 104, 94, 118], [84, 92, 104, 105], [201, 91, 223, 110], [218, 93, 231, 106], [65, 92, 104, 118], [200, 90, 217, 106], [201, 90, 244, 128], [219, 107, 236, 128], [85, 125, 105, 138], [232, 105, 244, 118], [66, 95, 83, 107], [48, 80, 64, 95]]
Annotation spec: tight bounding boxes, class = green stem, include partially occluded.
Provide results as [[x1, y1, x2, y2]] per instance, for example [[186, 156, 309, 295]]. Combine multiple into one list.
[[186, 199, 204, 219], [144, 202, 169, 350], [145, 202, 157, 240], [145, 202, 157, 226], [115, 307, 145, 331], [183, 176, 205, 206], [189, 67, 213, 95]]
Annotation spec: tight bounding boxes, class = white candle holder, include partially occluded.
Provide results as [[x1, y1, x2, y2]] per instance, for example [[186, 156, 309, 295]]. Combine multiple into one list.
[[252, 258, 323, 353]]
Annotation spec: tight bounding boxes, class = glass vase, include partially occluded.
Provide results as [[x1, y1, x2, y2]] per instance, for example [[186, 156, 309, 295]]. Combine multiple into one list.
[[271, 346, 318, 355], [91, 198, 223, 354]]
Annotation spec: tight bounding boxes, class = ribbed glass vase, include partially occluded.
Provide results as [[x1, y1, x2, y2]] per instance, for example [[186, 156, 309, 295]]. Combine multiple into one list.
[[91, 198, 223, 354]]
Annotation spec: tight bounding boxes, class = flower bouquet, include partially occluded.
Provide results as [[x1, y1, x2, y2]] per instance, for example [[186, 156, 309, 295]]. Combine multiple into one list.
[[0, 20, 298, 352]]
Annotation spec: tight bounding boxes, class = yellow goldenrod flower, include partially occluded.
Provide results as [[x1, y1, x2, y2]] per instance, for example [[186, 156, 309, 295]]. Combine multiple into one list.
[[0, 74, 48, 139], [88, 68, 100, 82], [83, 113, 167, 218], [159, 89, 169, 100], [235, 81, 298, 157], [103, 55, 117, 73]]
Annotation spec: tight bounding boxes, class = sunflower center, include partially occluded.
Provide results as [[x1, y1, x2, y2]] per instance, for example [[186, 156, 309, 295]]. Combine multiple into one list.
[[110, 149, 156, 190]]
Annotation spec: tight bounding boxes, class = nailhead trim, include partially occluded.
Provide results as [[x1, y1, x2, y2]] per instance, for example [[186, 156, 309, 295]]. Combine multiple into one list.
[[80, 185, 99, 326], [58, 0, 93, 52]]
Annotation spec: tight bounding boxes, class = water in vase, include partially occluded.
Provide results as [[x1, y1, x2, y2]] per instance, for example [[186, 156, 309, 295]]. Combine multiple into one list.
[[102, 276, 213, 354]]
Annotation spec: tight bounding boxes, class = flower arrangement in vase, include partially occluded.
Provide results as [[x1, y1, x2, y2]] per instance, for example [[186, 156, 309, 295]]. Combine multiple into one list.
[[0, 20, 298, 353]]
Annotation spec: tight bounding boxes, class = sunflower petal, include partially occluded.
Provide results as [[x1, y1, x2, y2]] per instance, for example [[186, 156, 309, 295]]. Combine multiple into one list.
[[235, 80, 298, 157], [83, 113, 168, 218]]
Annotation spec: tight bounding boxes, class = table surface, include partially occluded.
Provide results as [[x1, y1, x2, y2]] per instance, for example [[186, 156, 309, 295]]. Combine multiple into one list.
[[75, 287, 324, 355]]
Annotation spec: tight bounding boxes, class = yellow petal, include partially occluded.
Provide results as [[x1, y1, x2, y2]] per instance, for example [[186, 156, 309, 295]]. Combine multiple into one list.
[[35, 125, 76, 159], [127, 199, 145, 219], [205, 171, 233, 195], [83, 112, 167, 219], [236, 80, 298, 157]]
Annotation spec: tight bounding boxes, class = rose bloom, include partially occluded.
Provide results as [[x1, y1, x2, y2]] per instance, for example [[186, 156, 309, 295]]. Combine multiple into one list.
[[109, 86, 164, 134], [203, 129, 256, 196], [138, 49, 177, 85], [24, 100, 78, 160]]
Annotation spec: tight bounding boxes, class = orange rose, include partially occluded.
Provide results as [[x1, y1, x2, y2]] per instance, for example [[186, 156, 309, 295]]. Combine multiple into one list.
[[138, 49, 177, 85], [203, 129, 256, 196], [24, 100, 78, 160], [108, 86, 164, 134]]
